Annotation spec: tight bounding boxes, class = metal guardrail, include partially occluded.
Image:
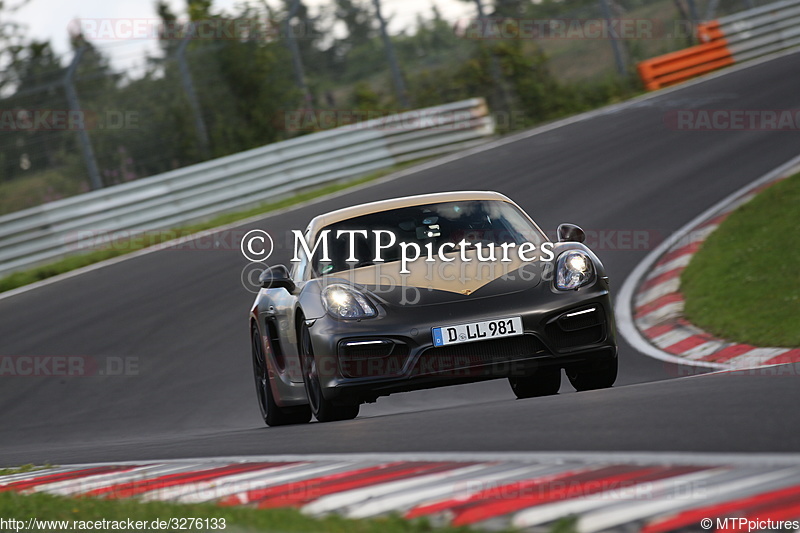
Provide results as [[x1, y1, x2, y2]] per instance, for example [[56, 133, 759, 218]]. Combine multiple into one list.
[[0, 98, 494, 277], [638, 0, 800, 90], [711, 0, 800, 61]]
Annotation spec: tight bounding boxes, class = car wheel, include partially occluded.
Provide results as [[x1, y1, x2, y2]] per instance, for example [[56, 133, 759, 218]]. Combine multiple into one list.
[[566, 355, 618, 392], [252, 328, 311, 426], [508, 365, 561, 399], [299, 322, 360, 422]]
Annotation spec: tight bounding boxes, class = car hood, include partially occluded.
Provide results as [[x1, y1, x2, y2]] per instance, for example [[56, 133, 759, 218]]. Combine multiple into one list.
[[333, 251, 546, 307]]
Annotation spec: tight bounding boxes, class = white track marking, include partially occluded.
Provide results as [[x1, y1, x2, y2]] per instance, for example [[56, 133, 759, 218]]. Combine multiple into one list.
[[330, 465, 555, 519], [725, 348, 791, 367], [636, 302, 685, 329], [575, 469, 800, 533], [0, 466, 82, 485], [44, 464, 190, 496], [139, 462, 309, 502], [721, 193, 757, 213], [511, 468, 723, 529], [694, 224, 719, 240], [682, 341, 728, 360], [401, 464, 589, 518], [25, 464, 192, 494], [664, 224, 719, 251], [648, 255, 692, 278], [650, 329, 695, 350], [188, 462, 362, 505], [302, 463, 490, 517], [643, 470, 800, 530], [636, 279, 681, 307]]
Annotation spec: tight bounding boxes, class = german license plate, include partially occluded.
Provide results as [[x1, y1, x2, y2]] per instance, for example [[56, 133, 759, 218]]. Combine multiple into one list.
[[432, 316, 523, 347]]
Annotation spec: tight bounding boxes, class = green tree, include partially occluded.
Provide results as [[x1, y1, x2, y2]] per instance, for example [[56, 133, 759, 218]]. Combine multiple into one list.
[[0, 40, 74, 182], [334, 0, 374, 49], [175, 1, 301, 156]]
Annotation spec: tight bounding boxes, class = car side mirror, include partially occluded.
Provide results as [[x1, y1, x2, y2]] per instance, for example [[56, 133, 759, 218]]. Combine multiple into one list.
[[259, 265, 295, 292], [557, 223, 586, 243]]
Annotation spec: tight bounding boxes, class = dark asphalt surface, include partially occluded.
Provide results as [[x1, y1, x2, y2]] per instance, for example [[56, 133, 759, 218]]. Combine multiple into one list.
[[2, 53, 800, 466]]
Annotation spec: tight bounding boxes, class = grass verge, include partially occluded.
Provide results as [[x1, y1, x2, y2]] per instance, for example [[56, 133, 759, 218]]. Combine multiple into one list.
[[0, 490, 509, 533], [0, 464, 52, 476], [0, 165, 413, 295], [681, 173, 800, 347]]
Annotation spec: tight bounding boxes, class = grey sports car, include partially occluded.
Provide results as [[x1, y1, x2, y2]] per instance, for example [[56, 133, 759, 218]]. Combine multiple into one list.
[[249, 191, 617, 425]]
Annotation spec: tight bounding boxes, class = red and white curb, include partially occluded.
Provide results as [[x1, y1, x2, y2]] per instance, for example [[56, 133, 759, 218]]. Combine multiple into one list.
[[617, 155, 800, 370], [3, 453, 800, 532]]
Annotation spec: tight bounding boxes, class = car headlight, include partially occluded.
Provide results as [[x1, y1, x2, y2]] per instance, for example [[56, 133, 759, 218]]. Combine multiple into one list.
[[556, 250, 595, 290], [322, 284, 377, 319]]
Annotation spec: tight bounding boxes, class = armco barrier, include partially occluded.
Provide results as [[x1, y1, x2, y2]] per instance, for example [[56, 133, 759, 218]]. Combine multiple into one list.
[[0, 98, 494, 277], [638, 0, 800, 90], [636, 35, 734, 91]]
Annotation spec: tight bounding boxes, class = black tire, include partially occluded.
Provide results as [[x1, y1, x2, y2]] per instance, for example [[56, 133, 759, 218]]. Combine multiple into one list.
[[566, 355, 618, 392], [252, 328, 311, 426], [508, 365, 561, 399], [298, 322, 360, 422]]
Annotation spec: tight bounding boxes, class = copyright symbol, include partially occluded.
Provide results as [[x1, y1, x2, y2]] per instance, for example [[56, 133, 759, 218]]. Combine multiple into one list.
[[240, 229, 273, 262], [701, 518, 713, 529], [240, 262, 266, 294]]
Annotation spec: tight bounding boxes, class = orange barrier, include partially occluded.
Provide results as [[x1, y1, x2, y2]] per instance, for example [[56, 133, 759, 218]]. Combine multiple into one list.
[[696, 20, 726, 42], [637, 20, 734, 91]]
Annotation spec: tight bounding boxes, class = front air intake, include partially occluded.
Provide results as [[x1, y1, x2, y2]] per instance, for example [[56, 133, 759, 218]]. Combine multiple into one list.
[[545, 306, 606, 350]]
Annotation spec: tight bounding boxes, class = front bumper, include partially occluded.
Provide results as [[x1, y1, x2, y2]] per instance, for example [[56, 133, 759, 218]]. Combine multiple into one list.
[[307, 277, 617, 402]]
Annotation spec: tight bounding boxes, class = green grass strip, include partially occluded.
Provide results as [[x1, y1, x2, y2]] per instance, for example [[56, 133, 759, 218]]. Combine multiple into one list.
[[0, 464, 52, 477], [681, 172, 800, 347]]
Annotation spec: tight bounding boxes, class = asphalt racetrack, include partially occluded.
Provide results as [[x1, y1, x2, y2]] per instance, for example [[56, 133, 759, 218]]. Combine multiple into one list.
[[1, 52, 799, 466]]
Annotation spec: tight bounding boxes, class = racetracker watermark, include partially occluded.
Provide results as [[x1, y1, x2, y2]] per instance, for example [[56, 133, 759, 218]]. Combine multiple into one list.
[[546, 229, 657, 251], [0, 356, 139, 377], [455, 18, 695, 39], [276, 108, 479, 132], [0, 109, 138, 131], [665, 109, 800, 131], [70, 18, 320, 41], [64, 228, 266, 253], [669, 362, 800, 378], [450, 475, 708, 500]]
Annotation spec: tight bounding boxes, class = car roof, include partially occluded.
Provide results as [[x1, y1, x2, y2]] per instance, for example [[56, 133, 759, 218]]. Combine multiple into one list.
[[306, 190, 514, 237]]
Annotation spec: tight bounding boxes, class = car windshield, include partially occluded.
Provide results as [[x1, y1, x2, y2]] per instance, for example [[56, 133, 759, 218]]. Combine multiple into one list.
[[311, 199, 545, 276]]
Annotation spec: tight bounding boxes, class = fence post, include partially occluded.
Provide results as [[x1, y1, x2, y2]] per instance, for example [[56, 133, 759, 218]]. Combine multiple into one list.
[[473, 0, 511, 114], [705, 0, 721, 20], [177, 27, 211, 158], [598, 0, 627, 75], [372, 0, 410, 108], [64, 47, 103, 191], [285, 0, 314, 110], [686, 0, 700, 22]]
